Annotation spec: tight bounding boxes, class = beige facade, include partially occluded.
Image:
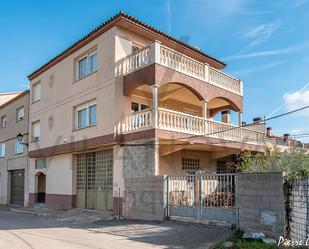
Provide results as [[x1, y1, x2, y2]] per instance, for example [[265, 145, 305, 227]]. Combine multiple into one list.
[[27, 12, 265, 213], [0, 91, 30, 206]]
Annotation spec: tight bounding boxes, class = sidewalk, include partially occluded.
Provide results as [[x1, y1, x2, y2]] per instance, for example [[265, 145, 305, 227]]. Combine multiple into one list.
[[10, 206, 115, 224]]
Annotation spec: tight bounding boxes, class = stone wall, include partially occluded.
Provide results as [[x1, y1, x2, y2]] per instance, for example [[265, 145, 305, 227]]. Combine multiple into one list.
[[123, 139, 156, 178], [124, 176, 166, 221], [237, 173, 285, 238]]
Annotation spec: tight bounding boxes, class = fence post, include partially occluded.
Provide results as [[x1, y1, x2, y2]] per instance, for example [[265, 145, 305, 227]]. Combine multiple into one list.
[[235, 173, 239, 229], [198, 174, 202, 220]]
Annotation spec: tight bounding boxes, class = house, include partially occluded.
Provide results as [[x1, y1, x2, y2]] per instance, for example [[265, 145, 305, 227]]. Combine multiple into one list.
[[0, 90, 30, 206], [26, 11, 265, 214], [266, 127, 308, 152]]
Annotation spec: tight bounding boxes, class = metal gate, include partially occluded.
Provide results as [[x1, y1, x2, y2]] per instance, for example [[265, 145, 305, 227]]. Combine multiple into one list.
[[11, 169, 25, 205], [167, 174, 237, 226], [76, 150, 113, 211]]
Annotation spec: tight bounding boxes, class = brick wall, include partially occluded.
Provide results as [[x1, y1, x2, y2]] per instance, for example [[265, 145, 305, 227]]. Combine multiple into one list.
[[238, 173, 285, 238], [124, 176, 166, 221]]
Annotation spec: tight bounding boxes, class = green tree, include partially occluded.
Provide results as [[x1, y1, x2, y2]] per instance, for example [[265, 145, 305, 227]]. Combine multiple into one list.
[[238, 146, 309, 184]]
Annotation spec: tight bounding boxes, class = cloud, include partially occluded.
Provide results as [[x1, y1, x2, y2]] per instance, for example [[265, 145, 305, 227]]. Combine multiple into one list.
[[231, 60, 286, 77], [242, 20, 282, 48], [223, 41, 309, 61], [283, 90, 309, 115]]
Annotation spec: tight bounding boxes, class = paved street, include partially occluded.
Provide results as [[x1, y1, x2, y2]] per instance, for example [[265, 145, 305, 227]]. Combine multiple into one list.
[[0, 205, 231, 249]]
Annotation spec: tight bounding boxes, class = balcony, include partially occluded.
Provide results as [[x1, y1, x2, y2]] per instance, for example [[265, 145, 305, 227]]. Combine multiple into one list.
[[115, 108, 265, 145], [115, 42, 243, 96]]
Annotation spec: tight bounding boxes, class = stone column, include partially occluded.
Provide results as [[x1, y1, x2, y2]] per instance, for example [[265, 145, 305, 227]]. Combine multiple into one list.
[[201, 100, 209, 119], [152, 85, 159, 128], [238, 112, 243, 127]]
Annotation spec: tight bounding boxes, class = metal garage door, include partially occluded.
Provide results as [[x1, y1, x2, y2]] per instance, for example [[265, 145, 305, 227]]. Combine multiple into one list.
[[76, 150, 113, 211], [11, 169, 25, 205]]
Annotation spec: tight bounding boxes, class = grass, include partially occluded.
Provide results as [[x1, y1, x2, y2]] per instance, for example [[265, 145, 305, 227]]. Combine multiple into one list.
[[212, 230, 309, 249]]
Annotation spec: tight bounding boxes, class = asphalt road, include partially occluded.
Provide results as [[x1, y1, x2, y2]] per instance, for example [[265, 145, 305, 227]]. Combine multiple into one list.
[[0, 205, 231, 249]]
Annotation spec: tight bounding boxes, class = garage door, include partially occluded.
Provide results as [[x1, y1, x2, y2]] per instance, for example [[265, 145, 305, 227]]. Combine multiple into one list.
[[11, 169, 25, 205], [76, 150, 113, 211]]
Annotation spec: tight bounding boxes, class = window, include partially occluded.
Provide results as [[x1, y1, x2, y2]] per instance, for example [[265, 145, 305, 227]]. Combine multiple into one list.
[[32, 121, 40, 141], [76, 49, 97, 80], [131, 102, 149, 112], [76, 101, 97, 129], [15, 139, 24, 154], [1, 115, 7, 128], [32, 81, 41, 102], [35, 159, 46, 169], [16, 107, 24, 122], [216, 161, 236, 173], [0, 143, 5, 157], [182, 158, 200, 172]]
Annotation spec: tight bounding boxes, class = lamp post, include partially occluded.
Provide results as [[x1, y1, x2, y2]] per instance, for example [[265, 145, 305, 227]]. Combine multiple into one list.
[[16, 133, 29, 146]]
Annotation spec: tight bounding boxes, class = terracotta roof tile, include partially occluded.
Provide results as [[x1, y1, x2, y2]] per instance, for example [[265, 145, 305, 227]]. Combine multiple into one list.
[[28, 11, 226, 80]]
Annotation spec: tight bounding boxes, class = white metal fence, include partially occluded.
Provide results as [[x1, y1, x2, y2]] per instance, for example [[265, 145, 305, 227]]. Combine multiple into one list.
[[167, 174, 237, 225], [290, 178, 309, 241]]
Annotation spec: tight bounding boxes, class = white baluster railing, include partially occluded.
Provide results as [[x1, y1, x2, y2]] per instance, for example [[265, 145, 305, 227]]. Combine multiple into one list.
[[115, 109, 152, 135], [115, 108, 264, 144], [160, 46, 205, 80], [208, 67, 241, 94], [115, 46, 150, 76]]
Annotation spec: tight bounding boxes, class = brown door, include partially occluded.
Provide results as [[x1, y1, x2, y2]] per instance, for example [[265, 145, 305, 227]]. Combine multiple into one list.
[[11, 169, 25, 205]]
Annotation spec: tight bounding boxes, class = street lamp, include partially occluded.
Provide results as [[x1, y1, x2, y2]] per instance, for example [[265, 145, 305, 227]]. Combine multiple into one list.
[[16, 133, 29, 146]]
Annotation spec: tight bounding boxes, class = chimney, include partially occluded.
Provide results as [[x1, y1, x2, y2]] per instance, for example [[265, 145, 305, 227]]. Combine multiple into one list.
[[283, 133, 290, 142], [221, 110, 231, 124], [266, 127, 272, 137], [253, 117, 263, 124]]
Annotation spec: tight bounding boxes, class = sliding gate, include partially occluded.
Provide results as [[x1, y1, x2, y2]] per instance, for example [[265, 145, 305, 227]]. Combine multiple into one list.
[[167, 174, 237, 226]]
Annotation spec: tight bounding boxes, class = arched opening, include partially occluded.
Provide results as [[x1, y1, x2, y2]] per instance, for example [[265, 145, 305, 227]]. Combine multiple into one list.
[[129, 83, 204, 116], [208, 97, 242, 125], [36, 172, 46, 204]]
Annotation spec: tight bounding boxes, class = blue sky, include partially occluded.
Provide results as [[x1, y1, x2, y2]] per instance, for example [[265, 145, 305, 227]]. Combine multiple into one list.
[[0, 0, 308, 141]]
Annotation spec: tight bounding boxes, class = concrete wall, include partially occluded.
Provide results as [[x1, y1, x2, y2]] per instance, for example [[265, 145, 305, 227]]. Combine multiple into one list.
[[159, 149, 217, 175], [123, 139, 157, 178], [124, 176, 165, 221], [238, 173, 285, 238]]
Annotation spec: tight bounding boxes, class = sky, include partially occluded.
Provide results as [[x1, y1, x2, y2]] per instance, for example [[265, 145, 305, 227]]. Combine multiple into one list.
[[0, 0, 309, 141]]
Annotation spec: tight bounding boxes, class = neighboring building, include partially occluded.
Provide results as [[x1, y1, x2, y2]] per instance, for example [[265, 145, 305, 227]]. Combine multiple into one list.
[[0, 90, 30, 206], [266, 127, 308, 152], [27, 12, 265, 213], [0, 92, 21, 106]]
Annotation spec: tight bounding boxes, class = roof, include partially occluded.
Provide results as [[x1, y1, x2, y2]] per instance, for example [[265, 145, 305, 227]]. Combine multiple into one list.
[[0, 90, 30, 110], [28, 11, 227, 80]]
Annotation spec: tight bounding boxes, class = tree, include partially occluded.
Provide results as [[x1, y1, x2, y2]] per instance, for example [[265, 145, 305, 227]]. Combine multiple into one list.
[[238, 146, 309, 184]]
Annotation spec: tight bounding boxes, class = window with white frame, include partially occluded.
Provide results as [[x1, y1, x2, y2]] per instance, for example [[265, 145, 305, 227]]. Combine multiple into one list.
[[15, 139, 24, 154], [76, 49, 97, 80], [32, 121, 40, 141], [0, 143, 5, 157], [1, 115, 7, 128], [32, 81, 41, 102], [76, 101, 97, 129], [16, 107, 24, 122]]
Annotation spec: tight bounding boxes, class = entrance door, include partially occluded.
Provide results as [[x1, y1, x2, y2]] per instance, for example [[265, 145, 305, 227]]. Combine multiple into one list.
[[11, 169, 25, 205], [37, 173, 46, 203], [76, 150, 113, 211]]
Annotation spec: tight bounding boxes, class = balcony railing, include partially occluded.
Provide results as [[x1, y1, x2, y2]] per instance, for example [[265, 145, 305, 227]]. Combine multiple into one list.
[[115, 42, 243, 96], [115, 108, 265, 145]]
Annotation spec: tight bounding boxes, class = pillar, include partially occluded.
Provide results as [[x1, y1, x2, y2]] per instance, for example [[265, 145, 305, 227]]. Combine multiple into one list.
[[152, 85, 159, 128], [238, 112, 243, 127]]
